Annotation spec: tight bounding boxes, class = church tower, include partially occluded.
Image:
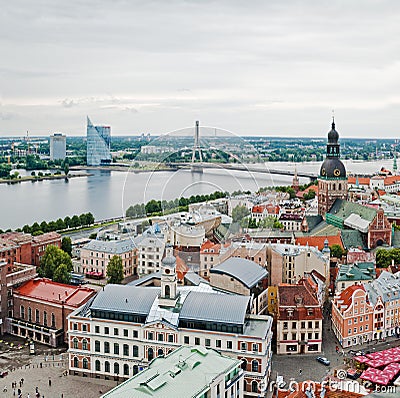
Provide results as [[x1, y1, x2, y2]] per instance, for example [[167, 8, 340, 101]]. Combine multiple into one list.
[[159, 246, 179, 307], [318, 119, 348, 217]]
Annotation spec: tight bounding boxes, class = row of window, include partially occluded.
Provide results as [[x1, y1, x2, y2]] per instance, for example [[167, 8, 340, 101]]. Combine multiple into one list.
[[20, 306, 56, 328], [348, 315, 369, 325], [348, 325, 368, 335], [282, 321, 320, 329], [282, 332, 319, 341]]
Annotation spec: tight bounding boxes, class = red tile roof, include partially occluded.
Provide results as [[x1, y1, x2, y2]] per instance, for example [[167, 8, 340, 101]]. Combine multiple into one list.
[[295, 233, 343, 251], [251, 204, 280, 215], [348, 176, 370, 185], [296, 185, 318, 199], [384, 175, 400, 185], [176, 256, 189, 281], [14, 278, 96, 307], [334, 285, 365, 308], [279, 381, 364, 398], [200, 240, 229, 254]]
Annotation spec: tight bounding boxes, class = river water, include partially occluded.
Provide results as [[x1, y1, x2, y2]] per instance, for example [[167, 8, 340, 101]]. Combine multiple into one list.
[[2, 159, 394, 230]]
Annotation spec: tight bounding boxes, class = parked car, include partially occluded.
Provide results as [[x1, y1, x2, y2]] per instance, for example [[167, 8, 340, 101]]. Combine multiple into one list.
[[0, 371, 8, 378], [316, 356, 330, 366], [348, 350, 358, 356]]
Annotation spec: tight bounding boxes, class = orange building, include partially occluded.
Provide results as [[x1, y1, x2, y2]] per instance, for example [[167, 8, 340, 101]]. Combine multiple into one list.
[[331, 285, 374, 347]]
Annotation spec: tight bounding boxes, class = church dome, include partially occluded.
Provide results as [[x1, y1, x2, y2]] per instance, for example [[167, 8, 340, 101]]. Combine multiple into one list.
[[162, 255, 176, 267], [320, 157, 346, 179], [328, 122, 339, 143]]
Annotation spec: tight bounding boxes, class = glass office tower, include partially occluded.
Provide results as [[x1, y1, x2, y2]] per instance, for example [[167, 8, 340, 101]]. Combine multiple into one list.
[[86, 116, 112, 166]]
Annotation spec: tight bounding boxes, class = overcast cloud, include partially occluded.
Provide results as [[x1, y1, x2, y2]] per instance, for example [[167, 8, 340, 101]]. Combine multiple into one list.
[[0, 0, 399, 137]]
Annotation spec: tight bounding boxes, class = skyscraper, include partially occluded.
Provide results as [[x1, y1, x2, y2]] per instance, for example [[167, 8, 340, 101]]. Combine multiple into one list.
[[86, 117, 112, 166], [50, 133, 66, 160]]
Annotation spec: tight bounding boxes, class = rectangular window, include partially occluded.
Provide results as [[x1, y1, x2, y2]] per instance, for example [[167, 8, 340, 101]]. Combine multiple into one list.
[[95, 326, 100, 334], [95, 341, 100, 352], [195, 337, 200, 345], [35, 309, 40, 324], [124, 329, 128, 337], [252, 343, 258, 352], [158, 334, 164, 342], [114, 328, 119, 336], [241, 342, 246, 351], [283, 322, 288, 329], [168, 334, 174, 343], [114, 343, 119, 355], [133, 330, 138, 338], [82, 323, 87, 332], [148, 332, 154, 340], [184, 336, 189, 344], [43, 311, 47, 327], [308, 321, 313, 328], [315, 333, 319, 339], [205, 338, 211, 347], [123, 344, 129, 356], [104, 327, 109, 335], [226, 341, 232, 349], [301, 322, 305, 329], [216, 340, 222, 348], [292, 322, 297, 329]]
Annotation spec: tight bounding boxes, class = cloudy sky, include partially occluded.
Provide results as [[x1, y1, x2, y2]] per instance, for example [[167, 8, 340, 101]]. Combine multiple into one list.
[[0, 0, 399, 137]]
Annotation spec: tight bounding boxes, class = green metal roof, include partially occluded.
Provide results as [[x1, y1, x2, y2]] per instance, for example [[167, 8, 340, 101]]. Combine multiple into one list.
[[328, 199, 377, 223], [336, 262, 375, 282], [341, 229, 367, 250], [101, 346, 242, 398]]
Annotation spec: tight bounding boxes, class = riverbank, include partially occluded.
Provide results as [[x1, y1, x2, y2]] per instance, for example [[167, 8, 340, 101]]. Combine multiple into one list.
[[0, 172, 92, 185], [71, 164, 177, 173]]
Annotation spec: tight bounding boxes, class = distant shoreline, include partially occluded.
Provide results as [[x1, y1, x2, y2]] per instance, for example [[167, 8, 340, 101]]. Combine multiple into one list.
[[0, 172, 92, 185]]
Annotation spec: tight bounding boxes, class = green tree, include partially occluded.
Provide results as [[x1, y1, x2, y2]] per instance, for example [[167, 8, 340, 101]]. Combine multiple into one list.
[[330, 244, 345, 259], [232, 205, 250, 223], [64, 216, 71, 228], [303, 189, 316, 200], [106, 255, 124, 284], [53, 263, 71, 284], [64, 162, 70, 176], [70, 215, 81, 228], [61, 236, 72, 257], [40, 221, 49, 233], [38, 245, 73, 280], [56, 218, 66, 230]]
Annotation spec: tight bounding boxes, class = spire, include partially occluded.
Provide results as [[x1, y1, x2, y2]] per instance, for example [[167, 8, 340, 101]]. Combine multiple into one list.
[[87, 116, 93, 127], [332, 109, 335, 129], [393, 153, 397, 173]]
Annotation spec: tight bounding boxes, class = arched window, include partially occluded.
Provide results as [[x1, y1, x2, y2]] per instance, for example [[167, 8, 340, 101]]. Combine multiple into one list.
[[82, 339, 88, 350], [148, 347, 154, 361], [43, 311, 47, 326], [132, 345, 139, 357], [73, 338, 78, 349], [123, 344, 129, 356], [104, 341, 110, 353], [83, 358, 88, 369], [51, 313, 56, 328], [114, 362, 120, 375], [252, 360, 259, 372], [20, 305, 25, 319], [241, 359, 247, 370], [338, 183, 342, 190], [165, 285, 170, 298], [333, 183, 336, 191], [105, 361, 110, 373], [114, 343, 119, 355], [243, 380, 247, 392], [124, 364, 129, 376], [95, 360, 100, 371], [73, 357, 79, 368], [28, 307, 32, 322], [252, 381, 258, 393], [157, 348, 163, 357]]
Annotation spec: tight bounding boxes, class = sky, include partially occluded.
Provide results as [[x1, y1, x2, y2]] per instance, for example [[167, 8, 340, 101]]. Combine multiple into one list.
[[0, 0, 399, 137]]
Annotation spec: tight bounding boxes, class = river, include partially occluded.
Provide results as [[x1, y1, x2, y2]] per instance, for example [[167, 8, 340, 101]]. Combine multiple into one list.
[[2, 159, 395, 230]]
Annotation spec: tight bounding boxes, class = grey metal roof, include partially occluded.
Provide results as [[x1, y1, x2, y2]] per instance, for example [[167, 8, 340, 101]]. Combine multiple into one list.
[[90, 285, 159, 315], [364, 271, 400, 306], [128, 271, 162, 286], [82, 238, 136, 254], [210, 257, 267, 289], [179, 291, 250, 325], [184, 271, 208, 286]]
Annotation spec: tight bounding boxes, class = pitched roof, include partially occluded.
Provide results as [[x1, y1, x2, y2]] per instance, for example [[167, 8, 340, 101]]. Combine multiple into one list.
[[341, 229, 367, 250], [179, 291, 250, 325], [328, 199, 377, 222], [295, 233, 343, 250], [100, 345, 241, 398], [335, 284, 366, 308], [14, 278, 96, 307], [210, 257, 268, 288], [82, 238, 137, 254], [348, 176, 370, 185], [90, 285, 159, 315], [336, 262, 375, 282]]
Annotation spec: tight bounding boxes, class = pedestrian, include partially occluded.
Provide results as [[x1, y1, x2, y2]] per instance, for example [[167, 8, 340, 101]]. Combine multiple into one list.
[[48, 378, 51, 387], [27, 394, 30, 398], [21, 378, 24, 385], [3, 386, 7, 392], [299, 369, 302, 375], [13, 388, 16, 396]]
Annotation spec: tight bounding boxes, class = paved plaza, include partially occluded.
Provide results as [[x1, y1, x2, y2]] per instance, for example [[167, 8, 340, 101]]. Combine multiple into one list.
[[0, 335, 116, 398]]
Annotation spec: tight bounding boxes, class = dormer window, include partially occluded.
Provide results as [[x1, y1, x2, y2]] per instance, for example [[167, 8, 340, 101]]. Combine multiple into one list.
[[307, 309, 313, 316]]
